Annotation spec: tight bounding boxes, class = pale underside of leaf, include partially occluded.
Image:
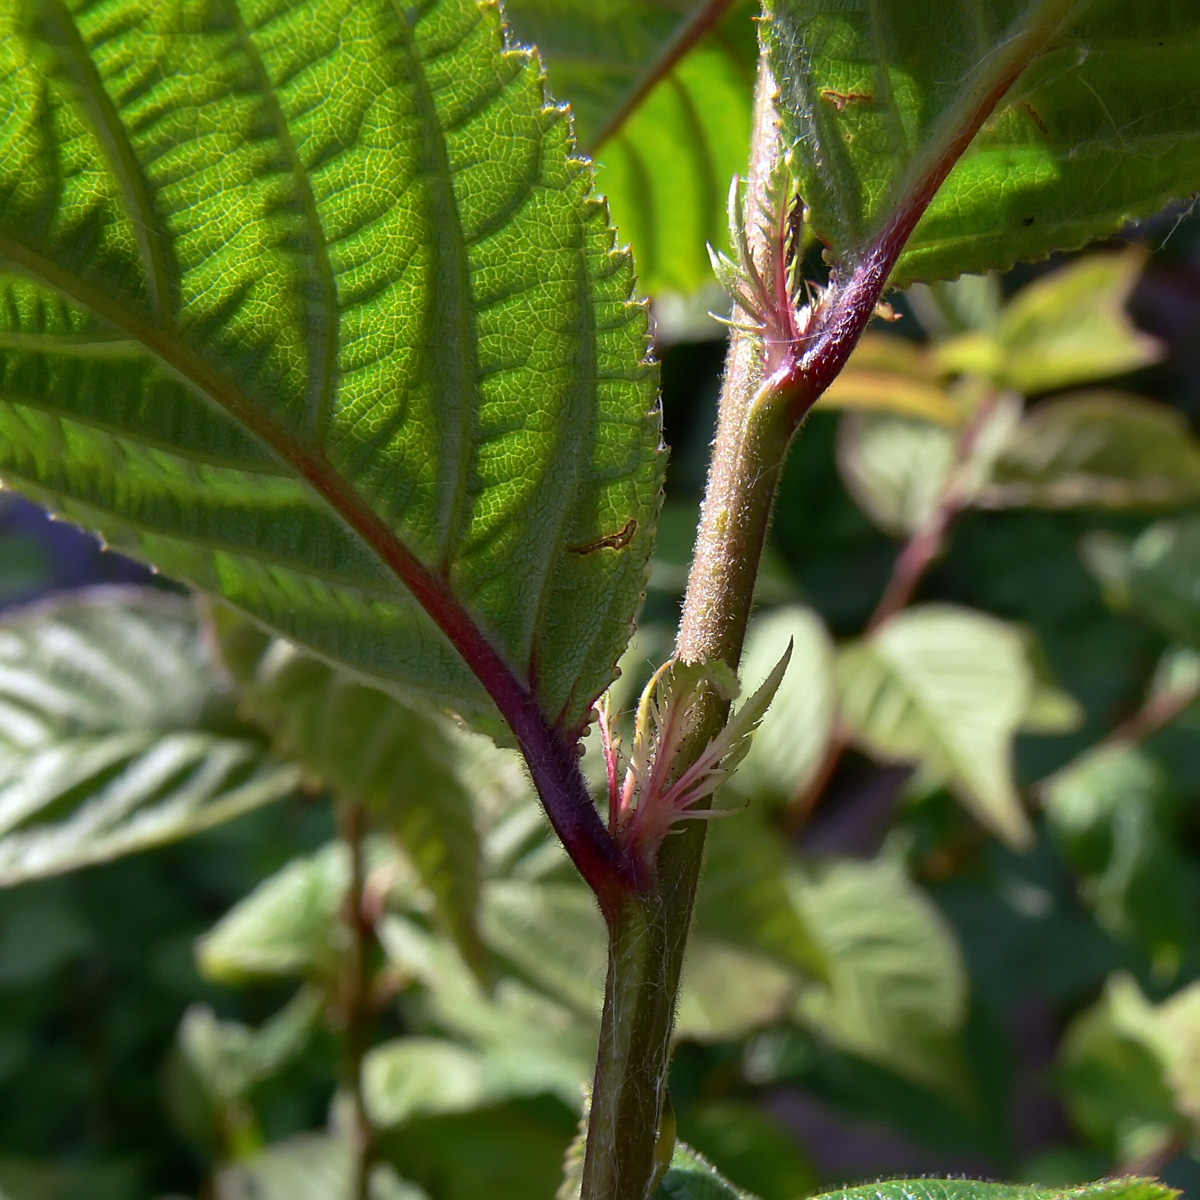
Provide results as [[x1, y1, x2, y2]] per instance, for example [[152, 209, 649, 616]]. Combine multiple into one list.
[[766, 0, 1200, 286], [0, 0, 663, 739], [0, 588, 297, 884], [836, 605, 1036, 848]]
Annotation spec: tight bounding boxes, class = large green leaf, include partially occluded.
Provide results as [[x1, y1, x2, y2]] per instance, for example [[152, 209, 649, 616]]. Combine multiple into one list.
[[0, 0, 662, 738], [0, 589, 297, 883], [837, 605, 1044, 847], [765, 0, 1200, 285], [218, 619, 485, 971], [506, 1, 757, 297]]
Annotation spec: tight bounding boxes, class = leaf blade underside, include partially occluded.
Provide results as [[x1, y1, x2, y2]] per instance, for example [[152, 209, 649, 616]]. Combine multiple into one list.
[[0, 589, 297, 883], [0, 0, 663, 740]]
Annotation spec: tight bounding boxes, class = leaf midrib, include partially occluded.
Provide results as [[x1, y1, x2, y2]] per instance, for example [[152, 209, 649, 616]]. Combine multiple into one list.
[[0, 229, 537, 722]]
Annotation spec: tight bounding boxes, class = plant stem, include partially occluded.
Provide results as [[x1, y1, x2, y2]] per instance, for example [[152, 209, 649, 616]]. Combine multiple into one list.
[[583, 4, 1051, 1187], [581, 59, 794, 1200], [337, 802, 375, 1200]]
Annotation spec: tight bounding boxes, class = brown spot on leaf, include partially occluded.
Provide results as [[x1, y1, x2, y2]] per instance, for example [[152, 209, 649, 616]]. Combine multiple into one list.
[[1020, 101, 1049, 136], [569, 518, 637, 556], [820, 88, 873, 112]]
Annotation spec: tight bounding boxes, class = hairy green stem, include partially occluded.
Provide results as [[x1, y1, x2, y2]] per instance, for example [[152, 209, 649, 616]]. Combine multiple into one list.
[[580, 60, 793, 1200]]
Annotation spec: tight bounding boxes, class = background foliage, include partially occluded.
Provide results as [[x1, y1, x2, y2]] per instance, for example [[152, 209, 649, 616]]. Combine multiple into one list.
[[2, 1, 1200, 1199]]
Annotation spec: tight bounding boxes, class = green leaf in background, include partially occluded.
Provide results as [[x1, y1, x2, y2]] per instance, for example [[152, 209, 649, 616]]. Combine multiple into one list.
[[675, 1100, 817, 1200], [765, 0, 1200, 285], [836, 412, 958, 537], [215, 1133, 426, 1200], [1041, 744, 1189, 975], [507, 1, 757, 297], [217, 620, 484, 972], [812, 1179, 1176, 1200], [379, 911, 597, 1105], [0, 0, 662, 736], [197, 839, 419, 984], [378, 1100, 576, 1200], [937, 253, 1162, 394], [790, 854, 969, 1094], [820, 334, 960, 424], [982, 393, 1200, 512], [837, 605, 1048, 847], [0, 589, 297, 884], [168, 987, 325, 1158], [731, 605, 838, 804], [363, 1037, 490, 1130], [695, 815, 827, 981], [1084, 518, 1200, 652], [1060, 973, 1194, 1166]]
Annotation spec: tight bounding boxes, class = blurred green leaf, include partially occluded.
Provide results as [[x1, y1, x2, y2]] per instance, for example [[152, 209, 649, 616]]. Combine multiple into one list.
[[507, 1, 757, 296], [215, 1134, 425, 1200], [837, 605, 1047, 847], [1084, 518, 1200, 651], [379, 1100, 575, 1200], [695, 816, 827, 981], [676, 1100, 817, 1200], [766, 0, 1200, 285], [938, 254, 1161, 394], [482, 880, 606, 1020], [363, 1038, 489, 1129], [378, 913, 596, 1104], [218, 619, 484, 973], [167, 995, 322, 1165], [982, 393, 1200, 511], [1041, 744, 1189, 974], [1059, 973, 1189, 1165], [198, 839, 417, 984], [820, 335, 960, 425], [676, 938, 796, 1042], [836, 413, 957, 538], [790, 854, 969, 1094], [908, 274, 1004, 338], [732, 606, 837, 804], [0, 590, 298, 885]]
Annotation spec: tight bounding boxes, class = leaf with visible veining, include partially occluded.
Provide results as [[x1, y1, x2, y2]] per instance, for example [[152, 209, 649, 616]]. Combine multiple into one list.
[[0, 0, 662, 744], [766, 0, 1200, 285], [0, 589, 297, 883]]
